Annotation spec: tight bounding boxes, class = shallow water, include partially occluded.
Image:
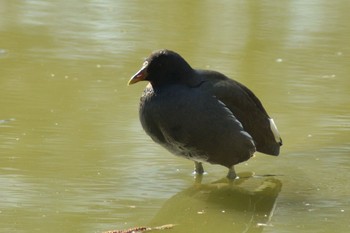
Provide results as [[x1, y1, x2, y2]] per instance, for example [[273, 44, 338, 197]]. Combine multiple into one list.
[[1, 1, 350, 233]]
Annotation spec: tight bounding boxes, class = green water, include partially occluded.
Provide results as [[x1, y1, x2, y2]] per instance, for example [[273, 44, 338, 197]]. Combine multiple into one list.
[[1, 1, 349, 232]]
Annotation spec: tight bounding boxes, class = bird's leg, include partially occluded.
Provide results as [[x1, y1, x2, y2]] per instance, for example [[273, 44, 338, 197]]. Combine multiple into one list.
[[226, 166, 238, 180], [194, 161, 204, 174]]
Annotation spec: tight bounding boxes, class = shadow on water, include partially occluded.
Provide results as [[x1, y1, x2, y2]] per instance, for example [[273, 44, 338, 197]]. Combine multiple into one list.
[[148, 173, 282, 233]]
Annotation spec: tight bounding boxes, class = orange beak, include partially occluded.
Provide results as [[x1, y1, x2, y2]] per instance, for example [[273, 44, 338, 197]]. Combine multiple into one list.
[[128, 62, 149, 85]]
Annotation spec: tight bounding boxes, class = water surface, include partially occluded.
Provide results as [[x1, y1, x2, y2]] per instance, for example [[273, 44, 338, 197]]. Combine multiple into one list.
[[1, 1, 349, 232]]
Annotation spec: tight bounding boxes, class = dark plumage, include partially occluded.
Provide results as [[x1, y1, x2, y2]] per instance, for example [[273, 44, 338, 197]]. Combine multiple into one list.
[[128, 49, 282, 179]]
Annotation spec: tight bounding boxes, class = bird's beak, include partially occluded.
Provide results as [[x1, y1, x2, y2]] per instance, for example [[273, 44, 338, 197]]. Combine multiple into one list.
[[128, 62, 149, 85]]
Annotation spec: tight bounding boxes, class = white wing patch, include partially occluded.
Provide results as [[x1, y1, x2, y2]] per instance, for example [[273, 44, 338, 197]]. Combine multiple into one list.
[[269, 118, 282, 143]]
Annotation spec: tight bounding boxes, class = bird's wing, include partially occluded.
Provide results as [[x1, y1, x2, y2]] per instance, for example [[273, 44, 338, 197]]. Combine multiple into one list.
[[196, 70, 282, 155]]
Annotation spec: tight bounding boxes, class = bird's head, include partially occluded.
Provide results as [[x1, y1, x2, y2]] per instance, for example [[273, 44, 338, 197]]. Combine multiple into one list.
[[128, 49, 193, 87]]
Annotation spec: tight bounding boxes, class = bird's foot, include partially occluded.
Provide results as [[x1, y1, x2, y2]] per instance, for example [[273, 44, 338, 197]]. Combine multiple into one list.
[[226, 166, 238, 180], [194, 161, 204, 175], [192, 162, 205, 184]]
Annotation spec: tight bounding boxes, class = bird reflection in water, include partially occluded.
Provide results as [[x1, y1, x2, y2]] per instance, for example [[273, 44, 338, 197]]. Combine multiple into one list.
[[149, 173, 282, 233]]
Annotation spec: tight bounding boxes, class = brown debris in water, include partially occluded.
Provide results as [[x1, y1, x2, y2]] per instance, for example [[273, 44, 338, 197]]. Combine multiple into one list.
[[103, 224, 175, 233]]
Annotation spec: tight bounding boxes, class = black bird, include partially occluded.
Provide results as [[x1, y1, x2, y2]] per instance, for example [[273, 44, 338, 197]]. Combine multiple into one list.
[[128, 49, 282, 179]]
